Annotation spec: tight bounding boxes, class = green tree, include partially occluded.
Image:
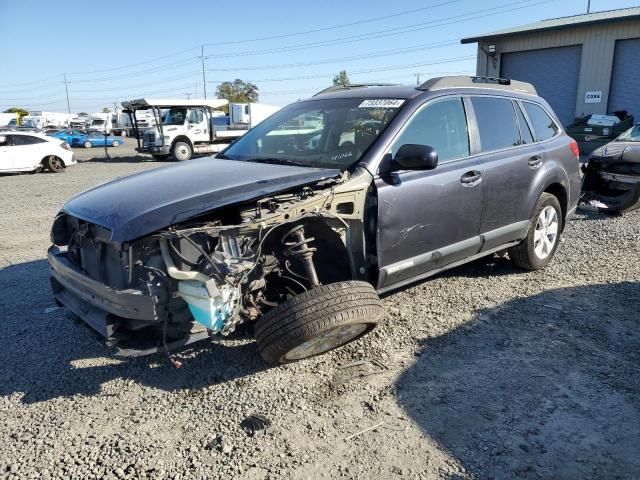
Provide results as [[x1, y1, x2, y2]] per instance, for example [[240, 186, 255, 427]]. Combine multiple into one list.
[[332, 70, 350, 87], [215, 79, 259, 108], [102, 107, 111, 113], [3, 107, 28, 116]]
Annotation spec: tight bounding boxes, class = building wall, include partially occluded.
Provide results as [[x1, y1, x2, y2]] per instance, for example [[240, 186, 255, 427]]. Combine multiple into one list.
[[475, 19, 640, 118]]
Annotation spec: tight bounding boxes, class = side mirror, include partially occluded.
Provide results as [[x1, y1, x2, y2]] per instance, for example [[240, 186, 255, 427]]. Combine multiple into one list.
[[393, 144, 438, 170]]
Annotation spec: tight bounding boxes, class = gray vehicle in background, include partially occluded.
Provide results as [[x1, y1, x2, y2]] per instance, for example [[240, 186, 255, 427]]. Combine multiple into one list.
[[48, 76, 581, 364]]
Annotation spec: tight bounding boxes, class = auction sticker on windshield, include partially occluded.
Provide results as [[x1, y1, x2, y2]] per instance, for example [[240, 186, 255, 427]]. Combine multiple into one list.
[[358, 99, 405, 108]]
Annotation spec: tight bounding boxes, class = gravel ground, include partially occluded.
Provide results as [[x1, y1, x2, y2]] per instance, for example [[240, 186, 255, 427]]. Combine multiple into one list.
[[0, 144, 639, 479]]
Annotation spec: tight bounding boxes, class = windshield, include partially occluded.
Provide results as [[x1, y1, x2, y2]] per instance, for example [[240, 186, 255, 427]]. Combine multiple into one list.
[[91, 119, 105, 125], [617, 124, 640, 142], [221, 98, 404, 169], [163, 107, 187, 126]]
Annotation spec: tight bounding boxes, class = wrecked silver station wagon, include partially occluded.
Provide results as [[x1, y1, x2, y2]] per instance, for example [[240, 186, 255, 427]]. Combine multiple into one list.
[[48, 77, 581, 364], [580, 122, 640, 215]]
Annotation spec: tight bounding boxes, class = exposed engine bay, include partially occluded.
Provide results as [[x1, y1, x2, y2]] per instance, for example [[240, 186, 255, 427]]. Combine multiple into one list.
[[49, 171, 375, 355]]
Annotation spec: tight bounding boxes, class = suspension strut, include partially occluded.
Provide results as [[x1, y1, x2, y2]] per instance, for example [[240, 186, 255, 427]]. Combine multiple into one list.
[[281, 225, 320, 288]]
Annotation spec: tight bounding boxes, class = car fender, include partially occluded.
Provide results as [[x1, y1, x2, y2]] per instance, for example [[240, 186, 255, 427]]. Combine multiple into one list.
[[528, 162, 571, 220]]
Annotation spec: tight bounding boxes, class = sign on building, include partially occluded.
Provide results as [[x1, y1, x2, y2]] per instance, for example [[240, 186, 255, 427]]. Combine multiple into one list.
[[585, 91, 603, 104]]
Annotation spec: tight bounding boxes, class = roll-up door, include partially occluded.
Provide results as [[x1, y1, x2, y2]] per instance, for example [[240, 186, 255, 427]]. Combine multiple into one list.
[[501, 45, 582, 126], [608, 38, 640, 119]]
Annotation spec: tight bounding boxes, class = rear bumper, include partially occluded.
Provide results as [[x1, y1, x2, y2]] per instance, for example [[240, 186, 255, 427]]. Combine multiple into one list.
[[48, 247, 157, 337]]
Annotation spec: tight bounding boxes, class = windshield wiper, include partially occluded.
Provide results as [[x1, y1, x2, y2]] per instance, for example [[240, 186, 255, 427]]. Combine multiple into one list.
[[244, 157, 306, 167]]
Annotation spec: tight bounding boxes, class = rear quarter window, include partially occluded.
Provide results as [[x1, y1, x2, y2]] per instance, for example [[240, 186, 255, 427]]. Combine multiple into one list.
[[471, 97, 520, 152], [523, 102, 559, 142]]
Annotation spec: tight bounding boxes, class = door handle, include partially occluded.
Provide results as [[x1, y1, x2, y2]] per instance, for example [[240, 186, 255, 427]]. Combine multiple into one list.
[[461, 170, 482, 187], [528, 155, 544, 168]]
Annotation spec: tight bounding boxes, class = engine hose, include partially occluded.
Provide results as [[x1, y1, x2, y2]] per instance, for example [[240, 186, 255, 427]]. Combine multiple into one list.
[[159, 238, 211, 284]]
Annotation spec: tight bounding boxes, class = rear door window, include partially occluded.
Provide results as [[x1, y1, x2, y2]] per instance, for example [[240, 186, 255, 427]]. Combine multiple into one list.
[[12, 135, 42, 146], [470, 97, 520, 152], [392, 96, 469, 162], [515, 103, 534, 144], [523, 102, 559, 142]]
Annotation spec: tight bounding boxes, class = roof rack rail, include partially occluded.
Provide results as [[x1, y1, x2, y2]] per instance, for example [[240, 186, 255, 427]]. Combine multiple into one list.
[[417, 75, 537, 95], [313, 83, 400, 96]]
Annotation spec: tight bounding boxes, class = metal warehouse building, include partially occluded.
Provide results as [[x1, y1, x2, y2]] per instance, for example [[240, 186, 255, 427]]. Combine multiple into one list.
[[461, 7, 640, 126]]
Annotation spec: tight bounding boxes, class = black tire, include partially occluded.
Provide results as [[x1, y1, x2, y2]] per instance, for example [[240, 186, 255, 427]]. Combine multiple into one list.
[[255, 281, 383, 365], [509, 192, 562, 271], [152, 154, 170, 160], [172, 141, 192, 161], [45, 156, 65, 173]]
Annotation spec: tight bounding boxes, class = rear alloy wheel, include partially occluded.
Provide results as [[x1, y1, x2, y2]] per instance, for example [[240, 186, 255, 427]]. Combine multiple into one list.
[[509, 193, 562, 270], [112, 140, 120, 147], [255, 281, 383, 365], [172, 141, 192, 161], [84, 141, 92, 148], [46, 156, 65, 173]]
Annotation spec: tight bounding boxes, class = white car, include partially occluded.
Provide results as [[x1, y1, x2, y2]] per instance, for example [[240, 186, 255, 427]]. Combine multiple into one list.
[[0, 131, 75, 173]]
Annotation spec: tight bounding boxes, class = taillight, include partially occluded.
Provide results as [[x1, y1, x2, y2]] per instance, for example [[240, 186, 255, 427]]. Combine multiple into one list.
[[61, 141, 71, 151], [569, 138, 579, 159]]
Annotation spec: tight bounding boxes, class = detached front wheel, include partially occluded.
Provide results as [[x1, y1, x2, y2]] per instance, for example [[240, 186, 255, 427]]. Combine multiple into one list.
[[255, 281, 383, 365]]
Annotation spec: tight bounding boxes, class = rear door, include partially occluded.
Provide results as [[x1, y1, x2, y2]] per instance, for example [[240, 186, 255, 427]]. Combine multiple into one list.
[[468, 96, 547, 251], [376, 95, 484, 289], [10, 134, 42, 170]]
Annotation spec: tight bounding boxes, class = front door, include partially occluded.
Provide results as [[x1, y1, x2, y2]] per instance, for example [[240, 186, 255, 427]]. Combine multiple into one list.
[[187, 108, 210, 143], [376, 96, 484, 289], [0, 134, 13, 171]]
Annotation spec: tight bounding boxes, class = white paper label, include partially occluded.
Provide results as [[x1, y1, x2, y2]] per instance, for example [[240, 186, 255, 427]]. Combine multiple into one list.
[[358, 99, 405, 108], [585, 91, 602, 104]]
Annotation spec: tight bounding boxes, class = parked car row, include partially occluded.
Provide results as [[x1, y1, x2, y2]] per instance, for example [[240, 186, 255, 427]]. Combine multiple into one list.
[[50, 129, 123, 148]]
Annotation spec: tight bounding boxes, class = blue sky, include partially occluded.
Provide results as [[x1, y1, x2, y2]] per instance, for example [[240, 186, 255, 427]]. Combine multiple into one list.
[[0, 0, 638, 113]]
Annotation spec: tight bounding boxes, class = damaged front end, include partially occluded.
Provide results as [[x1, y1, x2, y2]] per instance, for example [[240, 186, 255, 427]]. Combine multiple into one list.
[[580, 142, 640, 215], [48, 170, 374, 357]]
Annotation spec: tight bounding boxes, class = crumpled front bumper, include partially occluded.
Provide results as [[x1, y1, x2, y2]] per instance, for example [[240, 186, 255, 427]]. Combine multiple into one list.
[[48, 246, 158, 338], [580, 162, 640, 214]]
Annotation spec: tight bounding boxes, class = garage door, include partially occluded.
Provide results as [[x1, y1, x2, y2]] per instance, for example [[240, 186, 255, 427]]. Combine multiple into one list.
[[608, 38, 640, 119], [501, 45, 582, 126]]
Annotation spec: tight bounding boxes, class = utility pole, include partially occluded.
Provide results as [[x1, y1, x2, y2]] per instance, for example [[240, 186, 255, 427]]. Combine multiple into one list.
[[195, 82, 198, 98], [413, 73, 421, 85], [201, 45, 207, 99], [63, 73, 71, 113], [587, 0, 591, 13], [185, 93, 192, 100]]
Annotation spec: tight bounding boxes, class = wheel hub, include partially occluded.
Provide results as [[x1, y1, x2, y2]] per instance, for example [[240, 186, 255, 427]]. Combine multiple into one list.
[[533, 206, 558, 259], [284, 323, 369, 361]]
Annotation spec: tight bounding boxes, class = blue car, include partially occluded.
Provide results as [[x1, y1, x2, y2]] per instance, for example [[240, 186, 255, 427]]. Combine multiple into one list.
[[77, 131, 123, 148], [50, 129, 87, 146]]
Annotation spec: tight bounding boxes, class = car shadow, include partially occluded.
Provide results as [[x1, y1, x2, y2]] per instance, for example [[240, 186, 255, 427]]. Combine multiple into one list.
[[0, 259, 267, 404], [395, 282, 640, 479]]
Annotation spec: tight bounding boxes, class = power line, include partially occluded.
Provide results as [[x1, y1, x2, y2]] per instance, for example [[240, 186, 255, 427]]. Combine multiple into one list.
[[206, 39, 460, 72], [207, 55, 475, 84], [202, 0, 549, 59], [203, 0, 462, 47], [0, 0, 548, 97]]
